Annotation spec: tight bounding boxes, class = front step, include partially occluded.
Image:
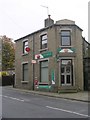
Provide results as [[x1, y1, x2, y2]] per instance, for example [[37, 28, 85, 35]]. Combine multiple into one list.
[[58, 86, 78, 93]]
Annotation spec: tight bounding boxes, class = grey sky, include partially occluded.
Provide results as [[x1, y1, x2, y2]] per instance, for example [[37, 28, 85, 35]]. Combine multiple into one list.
[[0, 0, 89, 41]]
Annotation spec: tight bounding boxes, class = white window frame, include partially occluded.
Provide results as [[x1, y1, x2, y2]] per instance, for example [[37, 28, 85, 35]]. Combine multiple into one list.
[[40, 34, 48, 50], [61, 30, 71, 46], [22, 39, 29, 55], [59, 28, 72, 47]]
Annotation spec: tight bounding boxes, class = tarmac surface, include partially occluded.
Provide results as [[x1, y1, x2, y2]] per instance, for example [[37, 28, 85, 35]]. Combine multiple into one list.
[[5, 86, 89, 102]]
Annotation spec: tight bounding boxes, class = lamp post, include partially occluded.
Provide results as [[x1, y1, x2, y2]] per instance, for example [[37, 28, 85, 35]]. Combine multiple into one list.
[[40, 5, 49, 16]]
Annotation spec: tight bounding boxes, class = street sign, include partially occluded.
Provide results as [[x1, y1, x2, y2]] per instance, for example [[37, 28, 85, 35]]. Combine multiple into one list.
[[35, 51, 53, 59]]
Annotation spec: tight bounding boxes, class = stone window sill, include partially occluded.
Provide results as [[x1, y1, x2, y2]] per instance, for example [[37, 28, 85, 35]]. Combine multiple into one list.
[[22, 53, 29, 56], [39, 48, 48, 52], [21, 81, 29, 84]]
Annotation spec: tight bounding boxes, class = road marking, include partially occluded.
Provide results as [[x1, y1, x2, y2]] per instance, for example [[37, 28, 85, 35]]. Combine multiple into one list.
[[2, 95, 24, 102], [46, 106, 89, 118]]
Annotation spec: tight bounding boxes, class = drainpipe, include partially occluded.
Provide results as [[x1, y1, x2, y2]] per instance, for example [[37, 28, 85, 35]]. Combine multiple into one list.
[[32, 34, 35, 90]]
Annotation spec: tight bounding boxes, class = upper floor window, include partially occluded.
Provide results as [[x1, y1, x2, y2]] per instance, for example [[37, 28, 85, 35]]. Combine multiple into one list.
[[40, 34, 47, 49], [61, 30, 71, 46], [23, 40, 28, 54]]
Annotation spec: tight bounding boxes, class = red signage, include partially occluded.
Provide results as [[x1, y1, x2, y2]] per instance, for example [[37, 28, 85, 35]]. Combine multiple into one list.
[[37, 55, 40, 59], [34, 80, 38, 85], [25, 47, 30, 52]]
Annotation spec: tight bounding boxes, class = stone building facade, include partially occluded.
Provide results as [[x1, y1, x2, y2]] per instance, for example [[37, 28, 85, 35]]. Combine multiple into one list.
[[15, 17, 90, 92]]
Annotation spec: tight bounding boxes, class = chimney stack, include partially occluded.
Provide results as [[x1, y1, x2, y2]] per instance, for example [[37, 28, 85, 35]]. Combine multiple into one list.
[[44, 15, 54, 27]]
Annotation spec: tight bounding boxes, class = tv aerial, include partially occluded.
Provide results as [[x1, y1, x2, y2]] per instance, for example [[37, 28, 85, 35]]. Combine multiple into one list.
[[41, 5, 49, 16]]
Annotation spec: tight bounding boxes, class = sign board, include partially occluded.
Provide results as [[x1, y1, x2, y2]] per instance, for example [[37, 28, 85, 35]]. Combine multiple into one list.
[[35, 51, 53, 59], [25, 47, 30, 52], [57, 48, 75, 53], [59, 49, 73, 53], [31, 60, 36, 64], [38, 85, 51, 89], [42, 51, 53, 58]]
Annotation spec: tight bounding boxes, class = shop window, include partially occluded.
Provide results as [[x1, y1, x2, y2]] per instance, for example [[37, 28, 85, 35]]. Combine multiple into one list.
[[61, 30, 71, 46], [22, 63, 28, 81], [40, 60, 48, 82], [40, 34, 47, 49]]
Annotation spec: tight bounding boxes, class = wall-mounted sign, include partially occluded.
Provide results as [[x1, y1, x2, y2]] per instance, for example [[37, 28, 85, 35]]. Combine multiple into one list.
[[42, 51, 53, 58], [31, 60, 36, 64], [35, 54, 43, 59], [35, 51, 53, 59], [60, 49, 73, 53], [25, 47, 30, 52], [57, 48, 75, 53], [38, 85, 51, 89]]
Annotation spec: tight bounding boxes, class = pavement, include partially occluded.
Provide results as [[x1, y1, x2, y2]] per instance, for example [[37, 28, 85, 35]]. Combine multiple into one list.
[[5, 86, 89, 102]]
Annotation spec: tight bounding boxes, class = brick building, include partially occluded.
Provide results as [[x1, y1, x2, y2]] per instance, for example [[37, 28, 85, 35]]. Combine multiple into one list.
[[15, 16, 90, 92]]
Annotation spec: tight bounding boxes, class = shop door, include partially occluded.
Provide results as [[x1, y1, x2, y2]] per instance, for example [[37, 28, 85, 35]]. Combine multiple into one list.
[[61, 60, 72, 86]]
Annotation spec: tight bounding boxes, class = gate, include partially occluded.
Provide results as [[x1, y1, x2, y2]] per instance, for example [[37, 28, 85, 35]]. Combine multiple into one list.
[[2, 75, 15, 86]]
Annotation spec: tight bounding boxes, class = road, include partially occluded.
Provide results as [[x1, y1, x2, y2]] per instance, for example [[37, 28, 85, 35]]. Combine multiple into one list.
[[1, 87, 89, 118]]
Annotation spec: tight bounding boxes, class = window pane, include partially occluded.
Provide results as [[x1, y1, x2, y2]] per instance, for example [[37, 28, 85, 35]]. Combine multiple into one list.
[[25, 41, 28, 45], [23, 41, 28, 53], [61, 75, 65, 84], [62, 37, 70, 46], [66, 66, 70, 73], [24, 64, 28, 70], [42, 40, 47, 48], [66, 75, 70, 83], [61, 60, 71, 65], [42, 35, 47, 40], [42, 40, 47, 44], [41, 34, 47, 49], [42, 44, 47, 49], [61, 30, 71, 46], [24, 70, 28, 81], [61, 67, 65, 73], [41, 67, 48, 82], [23, 64, 28, 81], [61, 31, 70, 36], [40, 60, 48, 82], [41, 61, 48, 67]]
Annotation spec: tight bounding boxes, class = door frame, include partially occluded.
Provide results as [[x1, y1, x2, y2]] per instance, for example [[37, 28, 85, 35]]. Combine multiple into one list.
[[59, 58, 74, 86]]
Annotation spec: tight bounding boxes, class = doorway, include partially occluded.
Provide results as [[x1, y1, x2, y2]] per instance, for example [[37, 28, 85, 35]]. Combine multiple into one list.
[[61, 59, 73, 86]]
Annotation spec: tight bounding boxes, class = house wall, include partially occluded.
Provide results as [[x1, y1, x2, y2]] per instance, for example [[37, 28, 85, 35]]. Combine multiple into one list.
[[33, 27, 58, 91], [15, 36, 34, 90], [15, 20, 85, 92], [75, 28, 84, 90]]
